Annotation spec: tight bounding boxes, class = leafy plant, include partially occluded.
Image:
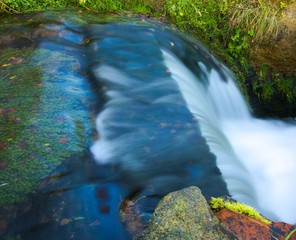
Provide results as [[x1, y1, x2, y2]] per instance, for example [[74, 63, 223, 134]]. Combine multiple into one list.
[[252, 64, 296, 102], [274, 74, 296, 102], [165, 0, 226, 43], [228, 0, 281, 45]]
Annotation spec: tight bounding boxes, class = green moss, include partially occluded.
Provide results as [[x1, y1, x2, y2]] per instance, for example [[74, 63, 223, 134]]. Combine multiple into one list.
[[210, 197, 272, 225], [0, 47, 94, 205]]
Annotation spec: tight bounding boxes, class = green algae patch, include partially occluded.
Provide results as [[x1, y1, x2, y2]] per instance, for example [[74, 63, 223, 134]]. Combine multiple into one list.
[[0, 47, 94, 205], [210, 197, 272, 225]]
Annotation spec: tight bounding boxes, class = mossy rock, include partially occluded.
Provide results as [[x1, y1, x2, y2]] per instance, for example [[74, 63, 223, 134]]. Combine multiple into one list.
[[138, 186, 229, 240], [0, 13, 97, 206]]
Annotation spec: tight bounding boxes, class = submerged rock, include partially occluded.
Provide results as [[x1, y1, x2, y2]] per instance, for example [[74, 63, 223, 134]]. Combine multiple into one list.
[[138, 186, 229, 240]]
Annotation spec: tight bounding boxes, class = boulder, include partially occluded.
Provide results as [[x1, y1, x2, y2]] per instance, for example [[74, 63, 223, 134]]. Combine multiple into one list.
[[137, 186, 229, 240], [137, 186, 296, 240]]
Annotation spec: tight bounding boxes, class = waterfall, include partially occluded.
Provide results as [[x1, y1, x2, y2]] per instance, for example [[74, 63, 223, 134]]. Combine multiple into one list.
[[88, 21, 296, 224], [163, 49, 296, 224]]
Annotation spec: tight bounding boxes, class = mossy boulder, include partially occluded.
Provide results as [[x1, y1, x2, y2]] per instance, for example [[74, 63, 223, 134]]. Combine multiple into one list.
[[138, 186, 229, 240]]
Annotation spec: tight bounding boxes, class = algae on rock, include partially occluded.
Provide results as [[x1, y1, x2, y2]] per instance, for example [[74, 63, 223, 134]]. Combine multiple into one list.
[[0, 46, 95, 205]]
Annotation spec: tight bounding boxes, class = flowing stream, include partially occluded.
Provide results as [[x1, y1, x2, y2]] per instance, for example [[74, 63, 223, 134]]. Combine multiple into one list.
[[162, 50, 296, 223], [1, 11, 296, 240]]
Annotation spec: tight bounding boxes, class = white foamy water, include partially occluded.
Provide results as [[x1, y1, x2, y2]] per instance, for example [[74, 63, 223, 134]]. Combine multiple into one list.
[[162, 49, 296, 224], [91, 44, 296, 223]]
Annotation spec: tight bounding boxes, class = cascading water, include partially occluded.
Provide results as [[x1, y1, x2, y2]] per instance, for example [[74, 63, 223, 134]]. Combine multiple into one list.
[[90, 25, 296, 224], [2, 11, 296, 240], [163, 49, 296, 223]]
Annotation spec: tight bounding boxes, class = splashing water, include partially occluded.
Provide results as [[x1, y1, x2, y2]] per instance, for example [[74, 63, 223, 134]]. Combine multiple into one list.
[[8, 12, 296, 240], [162, 49, 296, 223], [85, 20, 296, 224]]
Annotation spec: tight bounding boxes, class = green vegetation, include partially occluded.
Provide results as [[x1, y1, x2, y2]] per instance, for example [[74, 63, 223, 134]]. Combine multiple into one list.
[[210, 197, 272, 225], [0, 0, 153, 14], [252, 65, 296, 102], [228, 0, 283, 45], [2, 0, 292, 104], [163, 0, 295, 104], [0, 47, 94, 205], [0, 0, 289, 58]]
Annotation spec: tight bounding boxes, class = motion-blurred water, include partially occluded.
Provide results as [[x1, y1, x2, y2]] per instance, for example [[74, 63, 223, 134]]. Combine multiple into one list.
[[1, 10, 296, 240]]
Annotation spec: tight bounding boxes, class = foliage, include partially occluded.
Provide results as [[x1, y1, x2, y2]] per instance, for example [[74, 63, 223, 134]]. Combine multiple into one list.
[[228, 0, 281, 45], [0, 0, 288, 59], [0, 1, 295, 108], [80, 0, 152, 14], [252, 65, 296, 102], [1, 0, 75, 12], [165, 0, 227, 50], [163, 0, 288, 95], [210, 197, 272, 225], [0, 0, 153, 14]]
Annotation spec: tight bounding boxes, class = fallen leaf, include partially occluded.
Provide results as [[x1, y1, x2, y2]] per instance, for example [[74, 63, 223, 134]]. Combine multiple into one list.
[[8, 57, 22, 64], [2, 63, 11, 67], [96, 187, 109, 200], [0, 218, 7, 231], [89, 220, 100, 226], [99, 205, 110, 214], [60, 218, 71, 226], [59, 138, 67, 143]]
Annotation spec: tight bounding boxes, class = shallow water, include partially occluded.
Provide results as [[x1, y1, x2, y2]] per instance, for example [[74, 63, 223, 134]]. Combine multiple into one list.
[[0, 10, 296, 240], [0, 11, 226, 239]]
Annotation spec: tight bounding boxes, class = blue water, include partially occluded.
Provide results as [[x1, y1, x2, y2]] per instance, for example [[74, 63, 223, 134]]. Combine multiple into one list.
[[1, 10, 296, 240]]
